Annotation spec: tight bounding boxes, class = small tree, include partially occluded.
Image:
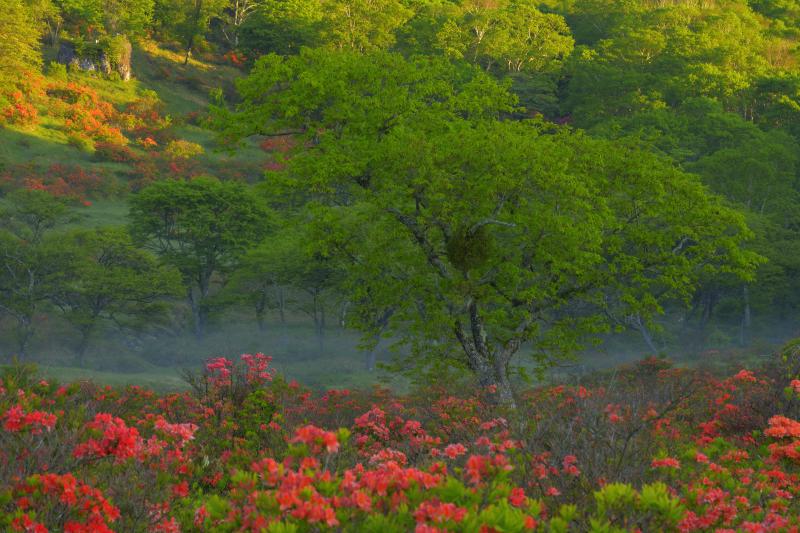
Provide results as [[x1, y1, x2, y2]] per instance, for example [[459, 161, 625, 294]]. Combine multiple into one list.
[[226, 224, 343, 354], [0, 191, 75, 358], [53, 228, 183, 366], [129, 177, 271, 338], [0, 233, 71, 359], [0, 189, 74, 244]]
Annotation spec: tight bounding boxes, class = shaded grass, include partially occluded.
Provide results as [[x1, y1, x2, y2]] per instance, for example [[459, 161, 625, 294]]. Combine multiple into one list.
[[0, 122, 89, 168], [36, 365, 188, 392], [67, 199, 129, 228]]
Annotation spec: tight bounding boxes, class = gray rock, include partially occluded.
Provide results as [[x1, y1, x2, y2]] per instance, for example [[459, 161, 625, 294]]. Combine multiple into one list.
[[56, 39, 133, 81]]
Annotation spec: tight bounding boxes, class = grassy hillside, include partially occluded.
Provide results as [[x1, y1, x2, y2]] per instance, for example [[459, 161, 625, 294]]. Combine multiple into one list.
[[0, 39, 265, 191]]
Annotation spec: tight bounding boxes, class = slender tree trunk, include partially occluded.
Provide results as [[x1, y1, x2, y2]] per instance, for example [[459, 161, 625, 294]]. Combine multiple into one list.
[[74, 325, 93, 368], [316, 323, 325, 356], [740, 285, 752, 346], [365, 308, 393, 371], [365, 347, 378, 372], [188, 281, 208, 339], [640, 325, 658, 354], [629, 314, 658, 354], [313, 290, 325, 356], [184, 0, 203, 65], [255, 308, 266, 332], [274, 284, 288, 349], [275, 284, 285, 324], [48, 21, 62, 48], [15, 316, 34, 360], [255, 288, 267, 332]]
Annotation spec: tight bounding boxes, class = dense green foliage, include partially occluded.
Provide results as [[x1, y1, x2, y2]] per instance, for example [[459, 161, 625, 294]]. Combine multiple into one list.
[[129, 177, 271, 337], [0, 0, 43, 81], [220, 48, 761, 402]]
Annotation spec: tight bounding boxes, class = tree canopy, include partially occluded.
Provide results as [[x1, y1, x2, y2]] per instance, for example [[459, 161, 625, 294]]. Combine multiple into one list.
[[222, 49, 760, 403], [129, 177, 271, 337]]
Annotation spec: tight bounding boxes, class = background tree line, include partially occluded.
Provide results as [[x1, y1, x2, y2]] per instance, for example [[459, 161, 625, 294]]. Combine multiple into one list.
[[0, 182, 344, 367]]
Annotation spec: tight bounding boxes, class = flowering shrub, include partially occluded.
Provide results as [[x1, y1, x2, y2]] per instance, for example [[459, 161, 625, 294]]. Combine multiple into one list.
[[6, 473, 120, 532], [223, 51, 247, 66], [0, 73, 45, 127], [48, 82, 126, 145], [0, 163, 121, 201], [94, 141, 138, 163], [3, 356, 800, 531], [119, 93, 172, 140], [1, 90, 39, 127]]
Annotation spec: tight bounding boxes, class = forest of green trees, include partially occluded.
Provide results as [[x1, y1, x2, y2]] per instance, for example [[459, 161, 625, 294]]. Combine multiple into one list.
[[1, 0, 799, 394]]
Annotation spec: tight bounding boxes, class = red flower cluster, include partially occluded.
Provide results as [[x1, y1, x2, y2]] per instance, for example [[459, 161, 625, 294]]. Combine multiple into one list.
[[291, 424, 340, 454], [12, 473, 119, 532], [651, 457, 681, 469], [1, 90, 39, 126], [2, 404, 57, 433], [241, 352, 276, 385], [73, 413, 141, 462]]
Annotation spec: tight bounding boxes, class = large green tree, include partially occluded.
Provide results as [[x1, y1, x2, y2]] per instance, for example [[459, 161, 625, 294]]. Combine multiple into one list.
[[129, 177, 271, 338], [222, 49, 759, 404]]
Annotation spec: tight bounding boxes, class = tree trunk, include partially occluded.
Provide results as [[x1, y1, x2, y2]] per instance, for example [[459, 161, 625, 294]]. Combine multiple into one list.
[[184, 0, 203, 65], [256, 308, 266, 332], [15, 316, 34, 360], [47, 21, 62, 48], [316, 324, 325, 356], [492, 356, 516, 406], [740, 285, 751, 346], [455, 310, 517, 409], [365, 308, 393, 371], [275, 284, 286, 324], [628, 314, 658, 354], [640, 325, 659, 354], [313, 290, 325, 356], [188, 285, 207, 339], [74, 325, 93, 368], [365, 347, 377, 372], [255, 288, 267, 332]]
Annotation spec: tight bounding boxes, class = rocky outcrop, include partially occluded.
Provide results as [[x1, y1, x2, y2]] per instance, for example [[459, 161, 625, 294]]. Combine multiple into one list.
[[56, 37, 132, 81]]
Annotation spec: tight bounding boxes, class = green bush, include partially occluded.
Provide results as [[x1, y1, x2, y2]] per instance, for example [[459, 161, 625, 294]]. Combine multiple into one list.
[[67, 133, 95, 153], [164, 139, 204, 160], [46, 61, 68, 81]]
